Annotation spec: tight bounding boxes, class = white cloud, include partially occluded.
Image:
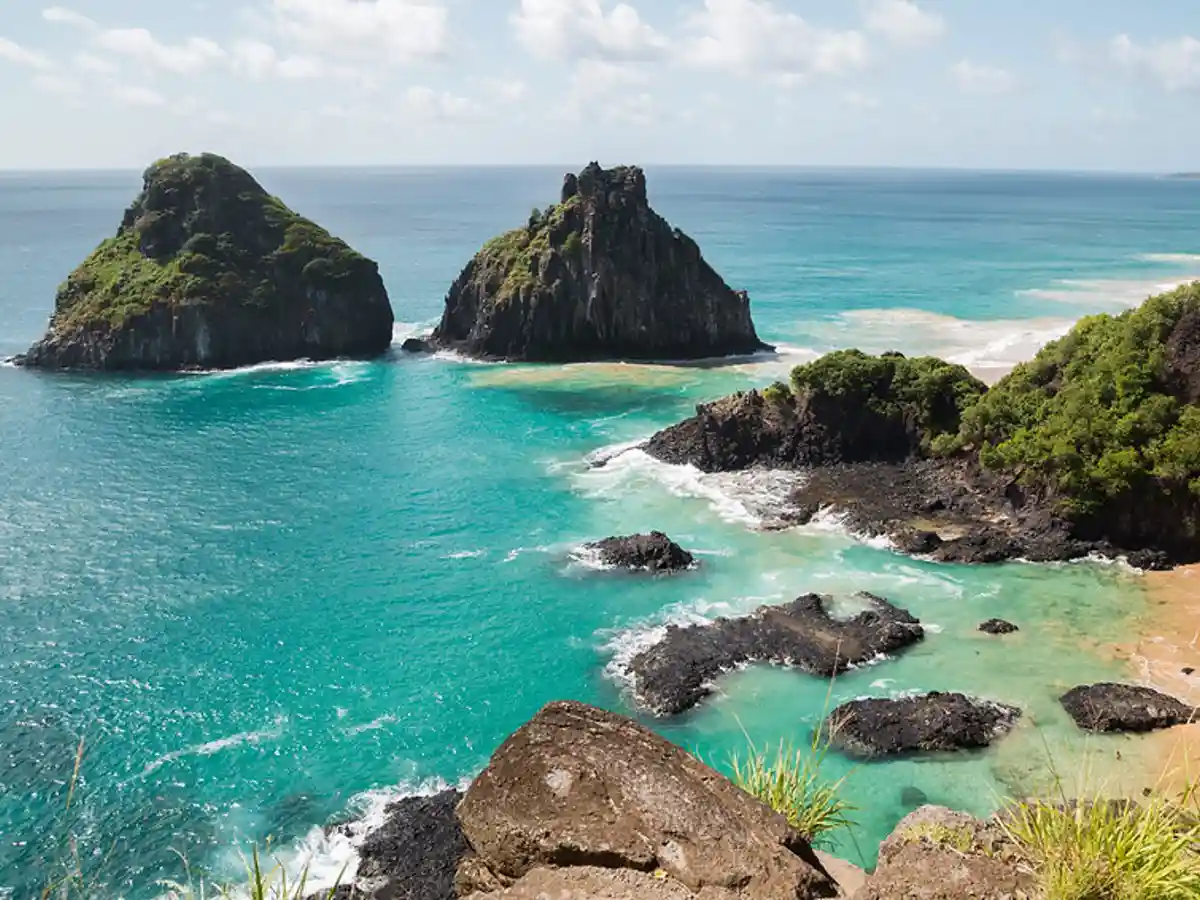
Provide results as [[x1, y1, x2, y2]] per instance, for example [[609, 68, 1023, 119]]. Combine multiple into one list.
[[0, 37, 54, 70], [73, 52, 119, 74], [1111, 34, 1200, 92], [484, 77, 528, 104], [230, 39, 328, 80], [33, 72, 81, 94], [682, 0, 868, 80], [95, 29, 225, 75], [42, 6, 97, 29], [864, 0, 945, 46], [404, 86, 476, 119], [951, 58, 1016, 94], [112, 84, 167, 107], [513, 0, 666, 61], [270, 0, 449, 62], [843, 90, 879, 109]]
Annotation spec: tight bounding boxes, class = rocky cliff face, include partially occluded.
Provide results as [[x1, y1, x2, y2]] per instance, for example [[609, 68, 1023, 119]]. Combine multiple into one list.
[[16, 153, 394, 371], [431, 163, 768, 361]]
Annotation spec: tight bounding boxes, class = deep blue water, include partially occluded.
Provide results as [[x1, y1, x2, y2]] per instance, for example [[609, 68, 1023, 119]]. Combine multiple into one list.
[[2, 168, 1199, 898]]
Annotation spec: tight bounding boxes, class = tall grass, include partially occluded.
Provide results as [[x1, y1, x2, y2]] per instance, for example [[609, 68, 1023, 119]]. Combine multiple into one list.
[[1001, 786, 1200, 900], [998, 724, 1200, 900], [730, 737, 856, 844], [158, 846, 347, 900]]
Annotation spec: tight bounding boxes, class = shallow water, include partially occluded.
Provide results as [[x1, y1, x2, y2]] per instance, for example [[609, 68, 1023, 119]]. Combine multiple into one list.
[[2, 168, 1199, 896]]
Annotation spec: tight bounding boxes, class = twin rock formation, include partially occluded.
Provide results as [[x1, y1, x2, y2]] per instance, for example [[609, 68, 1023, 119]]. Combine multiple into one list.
[[16, 155, 765, 371]]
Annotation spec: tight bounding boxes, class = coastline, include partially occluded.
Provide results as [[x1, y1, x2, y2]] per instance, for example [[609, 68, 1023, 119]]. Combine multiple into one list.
[[1123, 565, 1200, 793]]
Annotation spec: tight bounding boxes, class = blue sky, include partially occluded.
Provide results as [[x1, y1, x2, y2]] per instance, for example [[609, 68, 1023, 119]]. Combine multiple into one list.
[[0, 0, 1198, 169]]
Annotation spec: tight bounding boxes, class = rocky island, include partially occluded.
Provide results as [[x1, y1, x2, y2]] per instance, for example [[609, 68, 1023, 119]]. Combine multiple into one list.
[[426, 163, 769, 361], [15, 153, 394, 371], [643, 283, 1200, 567]]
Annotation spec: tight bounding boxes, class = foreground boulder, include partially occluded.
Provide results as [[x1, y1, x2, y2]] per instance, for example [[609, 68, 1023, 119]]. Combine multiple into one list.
[[16, 153, 394, 371], [826, 692, 1022, 759], [627, 593, 924, 715], [455, 700, 839, 899], [584, 532, 695, 572], [855, 806, 1034, 900], [1060, 683, 1196, 733], [430, 163, 768, 362]]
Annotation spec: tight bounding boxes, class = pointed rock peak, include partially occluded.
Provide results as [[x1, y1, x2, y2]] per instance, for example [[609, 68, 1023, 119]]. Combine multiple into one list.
[[567, 161, 648, 207]]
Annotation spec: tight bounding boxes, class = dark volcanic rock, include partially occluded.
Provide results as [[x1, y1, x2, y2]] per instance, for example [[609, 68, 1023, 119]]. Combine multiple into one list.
[[627, 593, 924, 716], [17, 153, 393, 371], [827, 692, 1022, 759], [400, 337, 434, 354], [327, 789, 466, 900], [979, 619, 1019, 635], [455, 700, 838, 900], [1060, 683, 1197, 733], [585, 531, 694, 573], [645, 352, 985, 472], [431, 162, 768, 362]]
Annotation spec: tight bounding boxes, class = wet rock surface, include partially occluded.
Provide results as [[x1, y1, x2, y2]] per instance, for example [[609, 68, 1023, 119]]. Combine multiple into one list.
[[455, 700, 839, 900], [584, 531, 695, 572], [827, 692, 1022, 759], [1059, 683, 1197, 733], [627, 593, 924, 716], [979, 619, 1019, 635]]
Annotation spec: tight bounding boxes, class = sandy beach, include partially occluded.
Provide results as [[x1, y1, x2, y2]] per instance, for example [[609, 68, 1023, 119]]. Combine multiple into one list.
[[1123, 565, 1200, 794]]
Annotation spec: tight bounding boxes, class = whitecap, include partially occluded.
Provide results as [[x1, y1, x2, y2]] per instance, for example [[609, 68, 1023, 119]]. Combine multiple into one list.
[[343, 713, 399, 736], [1136, 253, 1200, 265], [442, 549, 487, 560], [573, 447, 809, 530], [139, 716, 287, 778]]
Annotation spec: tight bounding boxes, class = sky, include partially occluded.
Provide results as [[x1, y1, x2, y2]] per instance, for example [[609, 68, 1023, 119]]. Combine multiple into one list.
[[0, 0, 1198, 170]]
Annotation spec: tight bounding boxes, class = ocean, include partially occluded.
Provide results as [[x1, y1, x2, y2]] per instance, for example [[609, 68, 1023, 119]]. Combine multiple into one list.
[[1, 167, 1198, 898]]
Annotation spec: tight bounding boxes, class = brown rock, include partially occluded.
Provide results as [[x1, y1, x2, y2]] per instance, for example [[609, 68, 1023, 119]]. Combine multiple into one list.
[[455, 700, 838, 900], [463, 866, 740, 899], [853, 806, 1034, 900]]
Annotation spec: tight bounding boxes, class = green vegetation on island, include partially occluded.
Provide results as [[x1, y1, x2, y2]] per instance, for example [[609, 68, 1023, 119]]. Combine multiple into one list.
[[788, 349, 988, 454], [949, 282, 1200, 514], [20, 152, 393, 370], [54, 153, 376, 333], [471, 192, 583, 304]]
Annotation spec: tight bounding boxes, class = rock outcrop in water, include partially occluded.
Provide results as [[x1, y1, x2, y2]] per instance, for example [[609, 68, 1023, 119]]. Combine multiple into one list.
[[627, 593, 925, 715], [1060, 683, 1197, 733], [15, 153, 393, 371], [826, 692, 1022, 758], [643, 285, 1200, 567], [979, 618, 1019, 635], [584, 531, 695, 572], [429, 163, 768, 362]]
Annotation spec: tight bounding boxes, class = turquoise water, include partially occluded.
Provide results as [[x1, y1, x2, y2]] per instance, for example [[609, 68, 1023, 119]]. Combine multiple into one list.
[[2, 168, 1200, 897]]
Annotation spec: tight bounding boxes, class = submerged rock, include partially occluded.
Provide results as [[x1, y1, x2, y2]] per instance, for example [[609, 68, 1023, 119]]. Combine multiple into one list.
[[584, 531, 695, 573], [826, 692, 1022, 759], [16, 153, 393, 371], [979, 618, 1019, 635], [401, 337, 434, 354], [455, 700, 839, 900], [1059, 683, 1197, 733], [627, 593, 924, 716], [431, 163, 768, 362]]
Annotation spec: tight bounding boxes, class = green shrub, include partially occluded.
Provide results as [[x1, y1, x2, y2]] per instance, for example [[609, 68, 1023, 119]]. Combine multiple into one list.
[[788, 349, 987, 452], [762, 381, 792, 405], [953, 282, 1200, 513], [561, 231, 582, 258]]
